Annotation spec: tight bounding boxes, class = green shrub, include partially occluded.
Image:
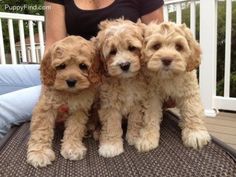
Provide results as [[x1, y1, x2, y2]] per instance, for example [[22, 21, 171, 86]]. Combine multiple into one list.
[[217, 72, 236, 97]]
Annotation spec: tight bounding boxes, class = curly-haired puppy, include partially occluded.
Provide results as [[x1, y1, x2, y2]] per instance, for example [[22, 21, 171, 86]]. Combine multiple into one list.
[[27, 36, 100, 167], [138, 22, 211, 152], [95, 19, 147, 157]]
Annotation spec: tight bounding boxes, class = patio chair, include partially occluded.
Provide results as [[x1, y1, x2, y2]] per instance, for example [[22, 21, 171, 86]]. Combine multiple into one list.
[[0, 111, 235, 177]]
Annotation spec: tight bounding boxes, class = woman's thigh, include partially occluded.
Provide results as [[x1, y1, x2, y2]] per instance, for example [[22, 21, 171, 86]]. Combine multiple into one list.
[[0, 85, 41, 138], [0, 64, 41, 95]]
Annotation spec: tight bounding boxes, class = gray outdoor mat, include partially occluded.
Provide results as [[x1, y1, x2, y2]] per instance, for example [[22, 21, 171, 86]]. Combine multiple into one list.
[[0, 111, 235, 177]]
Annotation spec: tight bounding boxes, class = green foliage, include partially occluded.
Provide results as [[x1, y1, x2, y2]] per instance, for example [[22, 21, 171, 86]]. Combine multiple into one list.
[[217, 72, 236, 97], [214, 1, 236, 97], [216, 1, 236, 86]]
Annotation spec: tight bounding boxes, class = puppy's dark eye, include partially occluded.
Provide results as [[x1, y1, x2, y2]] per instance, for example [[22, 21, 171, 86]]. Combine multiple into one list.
[[176, 43, 184, 51], [56, 64, 66, 70], [109, 48, 117, 56], [152, 43, 161, 50], [79, 63, 88, 70], [128, 45, 138, 52]]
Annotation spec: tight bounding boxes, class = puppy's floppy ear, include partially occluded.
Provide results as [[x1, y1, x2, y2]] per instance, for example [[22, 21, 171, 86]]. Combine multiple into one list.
[[88, 39, 103, 85], [136, 21, 148, 66], [88, 54, 103, 85], [90, 37, 108, 78], [180, 24, 202, 71], [140, 47, 148, 67], [40, 48, 56, 86]]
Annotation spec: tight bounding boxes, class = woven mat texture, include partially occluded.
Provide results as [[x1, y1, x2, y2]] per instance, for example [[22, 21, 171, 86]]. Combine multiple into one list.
[[0, 113, 235, 177]]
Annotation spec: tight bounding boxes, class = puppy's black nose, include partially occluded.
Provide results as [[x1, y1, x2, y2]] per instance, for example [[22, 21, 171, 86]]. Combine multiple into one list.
[[161, 58, 173, 66], [120, 62, 130, 71], [66, 79, 77, 87]]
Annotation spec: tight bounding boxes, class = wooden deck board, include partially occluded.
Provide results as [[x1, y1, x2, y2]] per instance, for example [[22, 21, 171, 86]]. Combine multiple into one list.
[[204, 118, 236, 128], [168, 109, 236, 150], [210, 132, 236, 144], [216, 112, 236, 119], [205, 112, 236, 150], [206, 124, 236, 136], [230, 144, 236, 150]]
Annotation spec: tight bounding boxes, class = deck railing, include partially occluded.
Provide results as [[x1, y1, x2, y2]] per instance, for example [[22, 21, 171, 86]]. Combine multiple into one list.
[[0, 0, 235, 116], [0, 12, 44, 64], [164, 0, 198, 37], [199, 0, 236, 116]]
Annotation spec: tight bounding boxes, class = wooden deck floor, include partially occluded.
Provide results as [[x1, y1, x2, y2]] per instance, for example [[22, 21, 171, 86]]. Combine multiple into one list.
[[168, 109, 236, 150], [204, 112, 236, 150]]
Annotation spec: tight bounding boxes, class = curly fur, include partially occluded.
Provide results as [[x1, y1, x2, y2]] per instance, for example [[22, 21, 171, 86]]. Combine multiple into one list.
[[27, 36, 100, 167], [95, 19, 148, 157], [139, 22, 211, 152]]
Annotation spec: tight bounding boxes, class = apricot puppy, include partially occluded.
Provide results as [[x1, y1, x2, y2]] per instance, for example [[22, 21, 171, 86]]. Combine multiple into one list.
[[138, 22, 211, 152], [27, 36, 99, 167], [95, 19, 147, 157]]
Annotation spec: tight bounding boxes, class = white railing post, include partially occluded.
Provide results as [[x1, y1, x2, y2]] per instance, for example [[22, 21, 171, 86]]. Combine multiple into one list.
[[224, 0, 232, 98], [164, 5, 169, 22], [0, 19, 6, 64], [199, 0, 218, 117], [29, 20, 37, 63], [38, 21, 45, 60], [8, 19, 17, 64], [190, 0, 196, 38], [176, 3, 182, 24], [19, 19, 27, 63]]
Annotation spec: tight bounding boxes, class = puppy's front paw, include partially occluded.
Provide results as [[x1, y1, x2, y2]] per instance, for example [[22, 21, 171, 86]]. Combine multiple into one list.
[[61, 143, 87, 160], [182, 128, 211, 149], [126, 132, 138, 146], [135, 129, 159, 152], [27, 148, 55, 168], [99, 142, 124, 158]]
